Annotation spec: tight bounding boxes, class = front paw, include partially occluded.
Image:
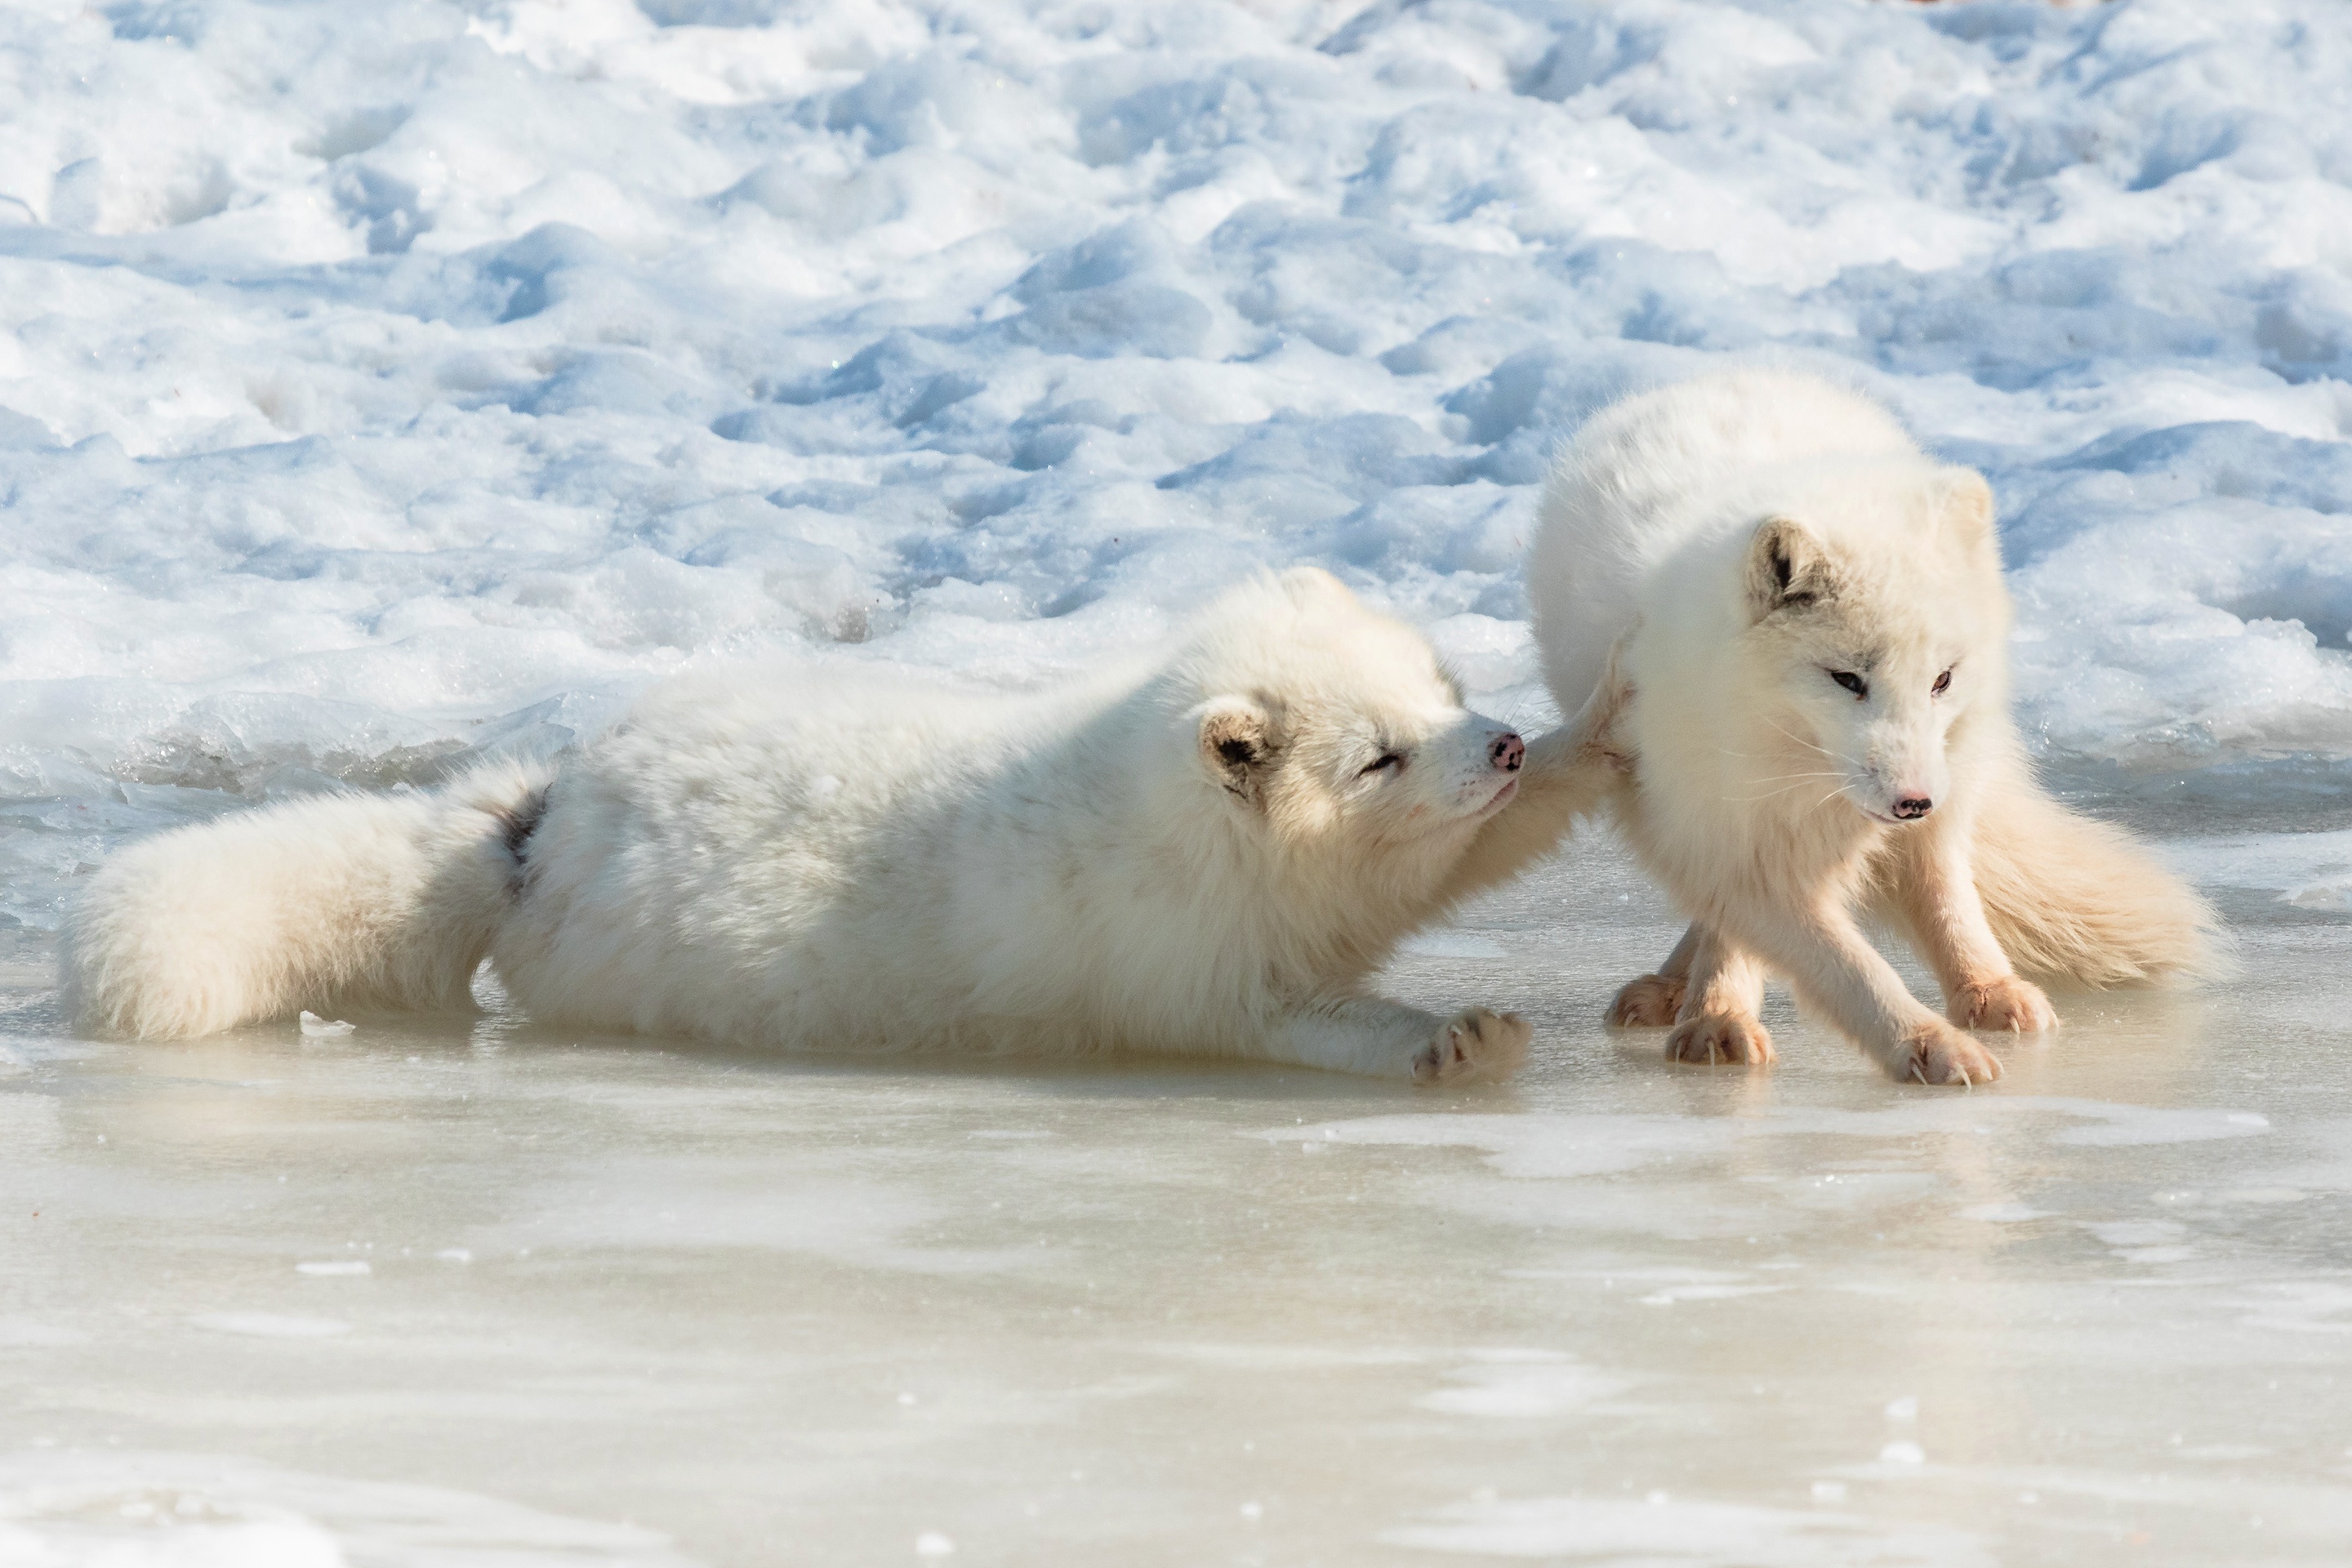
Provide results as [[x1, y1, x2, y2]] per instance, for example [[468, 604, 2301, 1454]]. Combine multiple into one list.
[[1664, 1012, 1775, 1066], [1608, 973, 1686, 1027], [1413, 1009, 1532, 1085], [1950, 974, 2056, 1034], [1894, 1020, 2003, 1087]]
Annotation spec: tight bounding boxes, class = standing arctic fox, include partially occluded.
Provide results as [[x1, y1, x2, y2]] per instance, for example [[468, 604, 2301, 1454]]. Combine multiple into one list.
[[66, 570, 1628, 1082], [1529, 371, 2214, 1085]]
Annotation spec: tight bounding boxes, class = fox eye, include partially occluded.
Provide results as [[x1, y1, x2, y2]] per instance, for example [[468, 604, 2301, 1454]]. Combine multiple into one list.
[[1931, 669, 1953, 696], [1829, 670, 1868, 698], [1361, 751, 1403, 777]]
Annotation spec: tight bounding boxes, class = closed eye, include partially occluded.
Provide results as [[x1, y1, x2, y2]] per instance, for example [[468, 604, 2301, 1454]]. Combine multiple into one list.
[[1360, 751, 1403, 777], [1931, 668, 1953, 696], [1829, 670, 1868, 698]]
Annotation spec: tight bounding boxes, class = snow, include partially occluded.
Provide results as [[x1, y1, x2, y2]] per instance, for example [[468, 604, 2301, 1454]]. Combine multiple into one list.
[[2, 0, 2350, 1562], [1, 0, 2350, 930]]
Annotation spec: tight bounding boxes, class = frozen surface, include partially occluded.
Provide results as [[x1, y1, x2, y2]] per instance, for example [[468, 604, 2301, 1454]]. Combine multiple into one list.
[[4, 0, 2352, 1561], [5, 835, 2352, 1566]]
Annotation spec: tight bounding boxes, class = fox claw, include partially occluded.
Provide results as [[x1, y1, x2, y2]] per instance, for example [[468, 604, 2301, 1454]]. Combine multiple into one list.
[[1896, 1020, 2002, 1087], [1413, 1008, 1532, 1085], [1951, 974, 2056, 1035]]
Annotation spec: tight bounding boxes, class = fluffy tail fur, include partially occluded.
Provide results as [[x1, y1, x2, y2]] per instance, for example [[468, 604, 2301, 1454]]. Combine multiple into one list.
[[1967, 770, 2224, 988], [62, 761, 553, 1040]]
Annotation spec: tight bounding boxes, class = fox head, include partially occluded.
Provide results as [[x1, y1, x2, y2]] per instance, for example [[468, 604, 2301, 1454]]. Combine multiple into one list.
[[1173, 568, 1526, 866], [1739, 463, 2011, 826]]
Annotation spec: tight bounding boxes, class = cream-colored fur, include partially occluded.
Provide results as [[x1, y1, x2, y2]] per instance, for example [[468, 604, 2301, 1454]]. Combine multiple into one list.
[[65, 571, 1627, 1082], [63, 764, 541, 1041], [1529, 371, 2217, 1085]]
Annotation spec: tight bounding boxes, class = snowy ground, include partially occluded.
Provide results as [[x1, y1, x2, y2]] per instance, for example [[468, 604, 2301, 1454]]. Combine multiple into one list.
[[3, 0, 2352, 910], [2, 0, 2350, 1562]]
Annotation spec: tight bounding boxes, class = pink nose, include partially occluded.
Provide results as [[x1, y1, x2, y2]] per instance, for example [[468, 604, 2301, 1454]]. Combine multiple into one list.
[[1490, 733, 1524, 773]]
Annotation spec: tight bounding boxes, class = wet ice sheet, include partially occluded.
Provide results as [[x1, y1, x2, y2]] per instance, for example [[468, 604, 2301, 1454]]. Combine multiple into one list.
[[3, 834, 2350, 1566]]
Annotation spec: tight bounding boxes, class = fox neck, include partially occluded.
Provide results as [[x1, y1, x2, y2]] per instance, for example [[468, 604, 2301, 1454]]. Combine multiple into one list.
[[1219, 803, 1477, 983]]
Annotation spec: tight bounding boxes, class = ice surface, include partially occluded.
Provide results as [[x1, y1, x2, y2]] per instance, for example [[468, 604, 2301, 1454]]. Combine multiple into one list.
[[3, 838, 2351, 1566], [2, 0, 2352, 1561]]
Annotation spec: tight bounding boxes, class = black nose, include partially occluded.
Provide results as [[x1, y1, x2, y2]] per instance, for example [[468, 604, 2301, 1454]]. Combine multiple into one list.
[[1491, 733, 1524, 773], [1893, 795, 1932, 820]]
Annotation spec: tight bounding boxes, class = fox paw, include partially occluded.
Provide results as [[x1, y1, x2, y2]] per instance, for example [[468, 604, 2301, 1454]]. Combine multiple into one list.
[[1413, 1009, 1532, 1085], [1609, 973, 1686, 1028], [1895, 1021, 2003, 1087], [1950, 975, 2056, 1034], [1664, 1012, 1775, 1067]]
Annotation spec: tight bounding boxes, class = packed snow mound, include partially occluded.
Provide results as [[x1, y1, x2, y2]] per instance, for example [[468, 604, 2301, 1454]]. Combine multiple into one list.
[[2, 0, 2350, 924]]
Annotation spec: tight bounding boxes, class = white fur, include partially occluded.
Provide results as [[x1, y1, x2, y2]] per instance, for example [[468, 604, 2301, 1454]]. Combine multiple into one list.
[[1530, 370, 2217, 1085], [64, 571, 1628, 1081], [62, 764, 537, 1041]]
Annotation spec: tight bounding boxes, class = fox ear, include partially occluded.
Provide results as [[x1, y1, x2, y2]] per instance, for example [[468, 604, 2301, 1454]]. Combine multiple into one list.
[[1198, 699, 1282, 805], [1936, 467, 1998, 563], [1744, 516, 1833, 620]]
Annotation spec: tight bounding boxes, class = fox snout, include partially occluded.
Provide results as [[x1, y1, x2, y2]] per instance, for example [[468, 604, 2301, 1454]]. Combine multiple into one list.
[[1853, 753, 1944, 825], [1856, 724, 1945, 826]]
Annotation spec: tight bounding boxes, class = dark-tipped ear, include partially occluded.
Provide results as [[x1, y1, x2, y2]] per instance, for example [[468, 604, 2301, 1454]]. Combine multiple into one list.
[[1198, 699, 1281, 805], [1935, 466, 1998, 563], [1744, 516, 1833, 621]]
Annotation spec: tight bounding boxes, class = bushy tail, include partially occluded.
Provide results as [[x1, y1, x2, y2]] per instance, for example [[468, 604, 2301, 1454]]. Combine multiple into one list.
[[62, 761, 554, 1040], [1969, 771, 2224, 988]]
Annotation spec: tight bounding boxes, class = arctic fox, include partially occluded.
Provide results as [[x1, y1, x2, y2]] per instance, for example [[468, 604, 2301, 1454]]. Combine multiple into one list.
[[1528, 371, 2215, 1085], [65, 570, 1628, 1083]]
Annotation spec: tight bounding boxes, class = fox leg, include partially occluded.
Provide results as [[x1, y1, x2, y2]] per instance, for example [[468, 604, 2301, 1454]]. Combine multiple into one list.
[[1721, 901, 2002, 1086], [1664, 927, 1775, 1066], [1887, 821, 2057, 1034], [1438, 641, 1637, 906], [1609, 922, 1698, 1027]]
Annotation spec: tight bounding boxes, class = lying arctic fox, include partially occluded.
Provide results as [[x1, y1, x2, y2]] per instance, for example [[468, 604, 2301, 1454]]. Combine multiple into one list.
[[1529, 371, 2214, 1085], [65, 570, 1628, 1082]]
